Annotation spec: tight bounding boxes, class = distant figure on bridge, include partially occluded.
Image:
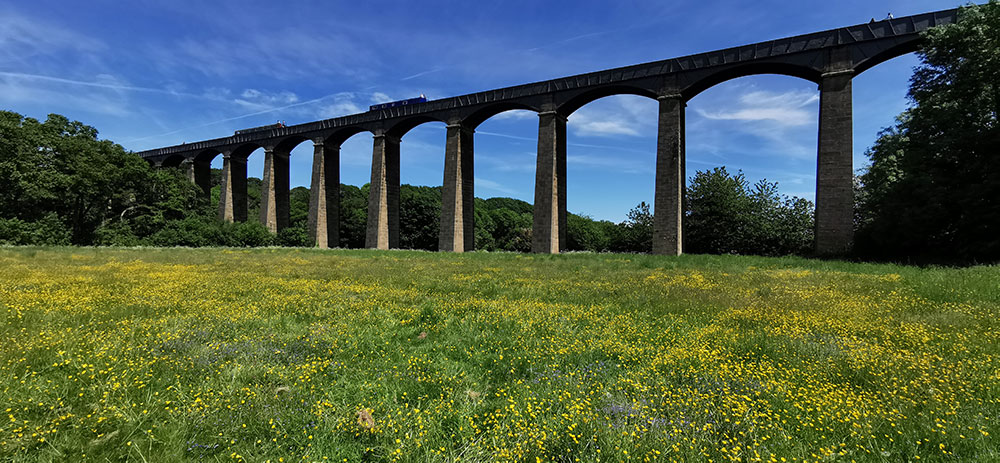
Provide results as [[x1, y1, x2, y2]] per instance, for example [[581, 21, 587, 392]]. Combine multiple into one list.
[[887, 13, 894, 19]]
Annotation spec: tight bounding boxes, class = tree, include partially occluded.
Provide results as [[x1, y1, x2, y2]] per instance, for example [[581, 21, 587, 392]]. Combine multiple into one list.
[[685, 167, 813, 256], [399, 185, 441, 250], [0, 111, 205, 246], [339, 184, 368, 248], [685, 167, 751, 254], [610, 202, 653, 253], [856, 1, 1000, 263]]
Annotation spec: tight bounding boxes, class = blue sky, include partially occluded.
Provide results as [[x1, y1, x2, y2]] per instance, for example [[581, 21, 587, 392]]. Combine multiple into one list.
[[0, 0, 961, 222]]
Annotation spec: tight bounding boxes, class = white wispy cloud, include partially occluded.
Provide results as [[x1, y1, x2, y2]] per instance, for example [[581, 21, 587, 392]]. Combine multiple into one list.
[[401, 67, 444, 81], [371, 92, 393, 104], [695, 90, 818, 127], [490, 110, 536, 121], [475, 177, 520, 195], [0, 71, 211, 99], [0, 11, 104, 64], [149, 27, 381, 82], [567, 95, 657, 138], [0, 75, 130, 117]]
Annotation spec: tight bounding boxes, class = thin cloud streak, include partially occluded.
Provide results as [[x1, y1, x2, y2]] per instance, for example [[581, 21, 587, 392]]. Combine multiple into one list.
[[0, 71, 213, 100], [120, 92, 350, 144]]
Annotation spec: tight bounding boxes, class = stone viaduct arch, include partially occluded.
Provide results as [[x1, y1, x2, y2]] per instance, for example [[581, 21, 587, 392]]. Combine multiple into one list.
[[138, 9, 958, 255]]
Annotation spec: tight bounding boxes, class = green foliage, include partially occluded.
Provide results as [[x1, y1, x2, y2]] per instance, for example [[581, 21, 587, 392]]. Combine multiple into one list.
[[856, 1, 1000, 263], [566, 213, 614, 252], [476, 198, 532, 252], [0, 214, 71, 246], [0, 111, 207, 245], [339, 184, 368, 248], [685, 167, 814, 256], [400, 185, 442, 251], [610, 202, 653, 253]]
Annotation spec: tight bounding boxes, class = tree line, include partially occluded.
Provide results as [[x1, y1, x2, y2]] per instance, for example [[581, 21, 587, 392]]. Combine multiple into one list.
[[0, 113, 815, 256], [1, 2, 996, 263]]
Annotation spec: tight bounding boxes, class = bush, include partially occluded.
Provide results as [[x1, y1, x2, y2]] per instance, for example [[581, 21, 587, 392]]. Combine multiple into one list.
[[0, 214, 72, 246]]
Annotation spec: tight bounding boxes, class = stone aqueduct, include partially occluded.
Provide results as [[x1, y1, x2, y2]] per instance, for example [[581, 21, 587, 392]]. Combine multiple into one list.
[[138, 9, 958, 255]]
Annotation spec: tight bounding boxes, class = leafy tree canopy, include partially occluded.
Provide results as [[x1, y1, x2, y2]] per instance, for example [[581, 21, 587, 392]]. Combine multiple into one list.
[[857, 1, 999, 263]]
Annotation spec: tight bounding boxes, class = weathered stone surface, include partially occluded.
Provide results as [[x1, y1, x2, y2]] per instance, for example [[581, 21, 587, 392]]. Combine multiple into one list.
[[532, 112, 567, 254], [260, 149, 291, 233], [440, 125, 475, 252], [193, 160, 212, 197], [308, 142, 339, 248], [653, 96, 685, 256], [366, 134, 400, 249], [181, 159, 196, 184], [815, 67, 854, 255], [218, 154, 247, 223]]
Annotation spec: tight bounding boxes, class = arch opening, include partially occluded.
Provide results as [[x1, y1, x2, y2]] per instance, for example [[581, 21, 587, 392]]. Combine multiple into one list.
[[683, 63, 822, 101], [684, 74, 820, 256], [853, 40, 922, 77], [159, 154, 186, 168], [463, 102, 539, 130], [558, 85, 657, 118], [338, 130, 378, 249], [397, 120, 448, 251], [471, 108, 539, 252], [565, 94, 658, 252]]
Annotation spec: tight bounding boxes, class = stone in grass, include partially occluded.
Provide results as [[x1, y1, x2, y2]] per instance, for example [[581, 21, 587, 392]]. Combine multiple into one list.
[[357, 409, 375, 429]]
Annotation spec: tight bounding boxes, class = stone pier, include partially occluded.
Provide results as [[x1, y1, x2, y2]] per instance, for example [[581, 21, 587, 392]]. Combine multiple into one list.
[[439, 124, 475, 252], [308, 141, 340, 248], [815, 48, 855, 255], [366, 134, 400, 249], [260, 148, 291, 233], [652, 95, 685, 256], [532, 111, 567, 254], [218, 153, 247, 223]]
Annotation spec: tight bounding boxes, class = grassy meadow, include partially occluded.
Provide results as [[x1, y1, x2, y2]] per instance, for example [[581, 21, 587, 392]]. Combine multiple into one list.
[[1, 247, 998, 462]]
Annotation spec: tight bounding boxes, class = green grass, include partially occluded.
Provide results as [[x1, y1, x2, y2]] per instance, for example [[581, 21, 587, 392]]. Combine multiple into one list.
[[1, 246, 998, 462]]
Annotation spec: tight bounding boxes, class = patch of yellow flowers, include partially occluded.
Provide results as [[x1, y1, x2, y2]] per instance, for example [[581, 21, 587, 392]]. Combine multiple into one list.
[[0, 248, 997, 461]]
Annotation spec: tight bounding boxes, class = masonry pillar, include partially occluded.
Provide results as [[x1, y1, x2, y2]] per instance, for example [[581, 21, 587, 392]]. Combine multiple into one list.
[[308, 141, 340, 248], [366, 133, 400, 249], [815, 67, 855, 255], [218, 153, 247, 223], [653, 95, 685, 255], [181, 158, 197, 184], [532, 111, 567, 254], [260, 148, 290, 233], [193, 159, 212, 197], [440, 124, 475, 252], [183, 158, 212, 196]]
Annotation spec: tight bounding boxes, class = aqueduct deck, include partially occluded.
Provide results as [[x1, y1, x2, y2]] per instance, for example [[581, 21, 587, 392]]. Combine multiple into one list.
[[138, 8, 959, 254]]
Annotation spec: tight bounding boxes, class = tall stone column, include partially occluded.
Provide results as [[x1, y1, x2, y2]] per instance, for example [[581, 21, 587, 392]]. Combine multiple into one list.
[[440, 124, 475, 252], [653, 95, 685, 255], [218, 153, 247, 223], [181, 158, 197, 184], [308, 141, 340, 248], [193, 159, 212, 197], [366, 133, 400, 249], [815, 68, 855, 255], [260, 148, 290, 233], [532, 111, 567, 254]]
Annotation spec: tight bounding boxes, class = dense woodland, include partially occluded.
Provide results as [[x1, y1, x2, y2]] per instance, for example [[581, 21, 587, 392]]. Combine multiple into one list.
[[1, 2, 996, 263]]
